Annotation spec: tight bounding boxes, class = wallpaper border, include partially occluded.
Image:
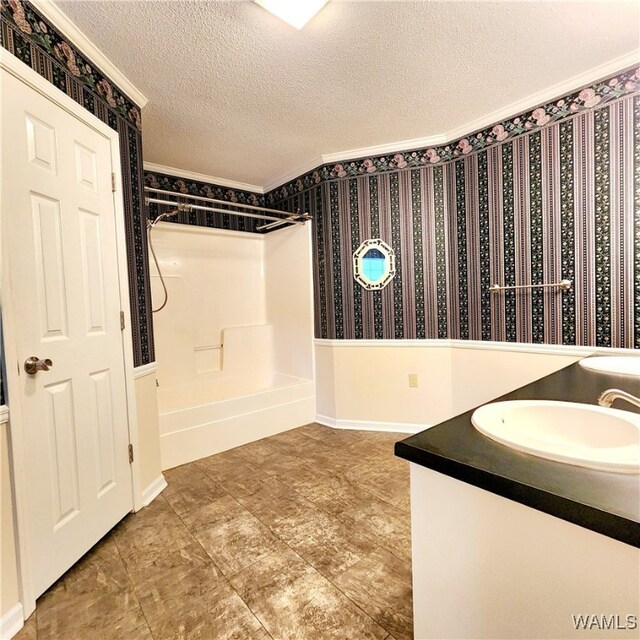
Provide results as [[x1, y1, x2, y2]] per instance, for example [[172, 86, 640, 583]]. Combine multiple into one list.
[[267, 64, 640, 205], [144, 171, 267, 234], [1, 0, 142, 128]]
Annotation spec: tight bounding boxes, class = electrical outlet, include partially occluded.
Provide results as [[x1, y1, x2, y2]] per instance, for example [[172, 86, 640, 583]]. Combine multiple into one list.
[[408, 373, 419, 388]]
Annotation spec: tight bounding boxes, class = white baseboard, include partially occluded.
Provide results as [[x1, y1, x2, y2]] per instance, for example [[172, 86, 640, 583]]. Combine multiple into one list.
[[0, 603, 24, 640], [315, 414, 426, 434], [140, 474, 167, 507]]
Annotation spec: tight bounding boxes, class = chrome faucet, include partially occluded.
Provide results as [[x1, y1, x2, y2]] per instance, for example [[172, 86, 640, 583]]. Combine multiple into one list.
[[597, 388, 640, 410]]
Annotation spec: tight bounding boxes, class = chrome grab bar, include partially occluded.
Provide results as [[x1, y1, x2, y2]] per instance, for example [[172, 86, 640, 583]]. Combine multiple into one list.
[[489, 279, 572, 294]]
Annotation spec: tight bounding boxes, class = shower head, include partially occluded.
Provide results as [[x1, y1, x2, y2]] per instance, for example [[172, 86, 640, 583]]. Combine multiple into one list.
[[147, 203, 192, 229]]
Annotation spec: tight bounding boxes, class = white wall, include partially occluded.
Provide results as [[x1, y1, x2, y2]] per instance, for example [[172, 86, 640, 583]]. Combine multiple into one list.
[[410, 464, 640, 639], [133, 366, 165, 504], [315, 340, 584, 431], [265, 224, 315, 380], [448, 344, 581, 415], [0, 409, 21, 636]]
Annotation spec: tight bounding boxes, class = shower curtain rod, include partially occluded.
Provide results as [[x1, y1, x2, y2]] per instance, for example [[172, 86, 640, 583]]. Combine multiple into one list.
[[144, 186, 305, 218], [145, 195, 304, 223]]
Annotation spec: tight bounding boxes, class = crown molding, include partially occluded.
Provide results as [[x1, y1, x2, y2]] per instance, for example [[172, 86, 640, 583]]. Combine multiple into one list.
[[262, 155, 324, 193], [265, 50, 640, 191], [146, 52, 639, 194], [143, 162, 264, 194], [33, 0, 148, 107], [443, 48, 640, 143], [321, 134, 447, 165]]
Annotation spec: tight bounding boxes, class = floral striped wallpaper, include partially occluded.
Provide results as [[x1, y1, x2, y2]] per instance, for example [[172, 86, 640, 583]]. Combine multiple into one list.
[[143, 65, 640, 350], [273, 75, 640, 349]]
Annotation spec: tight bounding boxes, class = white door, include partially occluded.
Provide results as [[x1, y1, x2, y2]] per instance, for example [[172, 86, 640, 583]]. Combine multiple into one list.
[[1, 69, 133, 597]]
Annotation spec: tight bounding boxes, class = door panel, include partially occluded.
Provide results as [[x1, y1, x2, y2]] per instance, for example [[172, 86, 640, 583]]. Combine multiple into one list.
[[79, 208, 107, 335], [45, 378, 81, 529], [25, 113, 57, 173], [1, 69, 133, 597], [31, 193, 69, 340], [89, 368, 118, 496]]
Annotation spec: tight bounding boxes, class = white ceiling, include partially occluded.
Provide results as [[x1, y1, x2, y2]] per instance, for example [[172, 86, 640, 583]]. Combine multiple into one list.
[[55, 0, 639, 190]]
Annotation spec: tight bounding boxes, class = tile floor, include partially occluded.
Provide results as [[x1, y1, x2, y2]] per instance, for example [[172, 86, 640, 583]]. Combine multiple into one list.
[[16, 423, 413, 640]]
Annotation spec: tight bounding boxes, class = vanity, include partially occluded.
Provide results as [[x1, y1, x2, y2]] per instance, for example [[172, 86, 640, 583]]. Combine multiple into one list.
[[395, 358, 640, 640]]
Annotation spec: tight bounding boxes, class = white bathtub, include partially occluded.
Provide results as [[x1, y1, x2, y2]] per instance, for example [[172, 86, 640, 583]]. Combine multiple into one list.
[[158, 373, 316, 469]]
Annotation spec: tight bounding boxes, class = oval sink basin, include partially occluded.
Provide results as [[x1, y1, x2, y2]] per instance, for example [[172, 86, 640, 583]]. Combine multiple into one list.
[[579, 356, 640, 376], [471, 400, 640, 474]]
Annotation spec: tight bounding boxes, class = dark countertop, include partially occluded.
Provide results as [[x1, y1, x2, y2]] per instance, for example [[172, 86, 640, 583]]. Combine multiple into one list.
[[394, 359, 640, 548]]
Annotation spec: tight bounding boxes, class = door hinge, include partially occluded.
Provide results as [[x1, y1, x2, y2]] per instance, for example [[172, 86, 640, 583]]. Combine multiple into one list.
[[128, 444, 134, 464], [120, 311, 125, 331], [111, 173, 116, 192]]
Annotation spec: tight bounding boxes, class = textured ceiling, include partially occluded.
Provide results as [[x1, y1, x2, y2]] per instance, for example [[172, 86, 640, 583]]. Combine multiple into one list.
[[56, 0, 639, 189]]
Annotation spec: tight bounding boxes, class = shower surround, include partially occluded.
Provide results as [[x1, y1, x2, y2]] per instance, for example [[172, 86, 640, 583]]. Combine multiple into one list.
[[148, 221, 315, 469]]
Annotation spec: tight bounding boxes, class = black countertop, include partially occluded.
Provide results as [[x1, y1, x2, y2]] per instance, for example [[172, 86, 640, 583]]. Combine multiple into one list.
[[394, 359, 640, 548]]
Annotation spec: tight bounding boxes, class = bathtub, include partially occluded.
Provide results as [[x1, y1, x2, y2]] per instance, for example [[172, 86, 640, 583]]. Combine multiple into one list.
[[158, 372, 316, 469]]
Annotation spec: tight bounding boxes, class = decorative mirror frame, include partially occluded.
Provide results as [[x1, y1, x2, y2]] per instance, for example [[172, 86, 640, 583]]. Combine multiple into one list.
[[353, 238, 396, 290]]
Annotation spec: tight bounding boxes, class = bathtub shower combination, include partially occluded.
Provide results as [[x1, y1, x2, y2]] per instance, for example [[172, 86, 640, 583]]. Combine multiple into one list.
[[146, 191, 316, 469]]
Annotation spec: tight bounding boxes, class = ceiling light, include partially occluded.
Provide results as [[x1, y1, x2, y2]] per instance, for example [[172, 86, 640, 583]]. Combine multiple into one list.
[[254, 0, 329, 30]]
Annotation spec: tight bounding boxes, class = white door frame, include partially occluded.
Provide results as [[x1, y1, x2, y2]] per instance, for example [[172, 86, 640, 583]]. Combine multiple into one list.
[[0, 49, 143, 616]]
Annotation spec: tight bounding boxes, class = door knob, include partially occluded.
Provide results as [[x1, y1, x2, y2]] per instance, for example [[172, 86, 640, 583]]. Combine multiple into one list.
[[24, 356, 53, 375]]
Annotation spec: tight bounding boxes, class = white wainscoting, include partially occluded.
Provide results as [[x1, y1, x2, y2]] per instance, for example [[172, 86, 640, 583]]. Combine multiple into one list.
[[314, 339, 626, 431]]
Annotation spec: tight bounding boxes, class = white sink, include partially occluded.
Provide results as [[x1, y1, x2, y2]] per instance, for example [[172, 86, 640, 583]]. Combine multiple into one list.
[[579, 356, 640, 376], [471, 400, 640, 474]]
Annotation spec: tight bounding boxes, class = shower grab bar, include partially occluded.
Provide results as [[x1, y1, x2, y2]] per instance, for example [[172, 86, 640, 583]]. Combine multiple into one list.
[[194, 344, 223, 350], [145, 186, 307, 219], [145, 196, 308, 226], [489, 279, 572, 293]]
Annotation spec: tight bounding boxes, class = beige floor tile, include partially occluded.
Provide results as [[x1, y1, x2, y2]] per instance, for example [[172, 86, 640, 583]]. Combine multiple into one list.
[[342, 461, 410, 511], [27, 424, 413, 640], [182, 494, 287, 577], [295, 423, 365, 447], [112, 495, 196, 570], [49, 536, 128, 598], [230, 546, 388, 640], [334, 493, 412, 565], [289, 471, 381, 518], [195, 449, 264, 485], [37, 570, 149, 640], [273, 509, 377, 580], [128, 541, 266, 639], [162, 463, 229, 516], [233, 475, 313, 526], [334, 547, 413, 640], [233, 474, 375, 578]]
